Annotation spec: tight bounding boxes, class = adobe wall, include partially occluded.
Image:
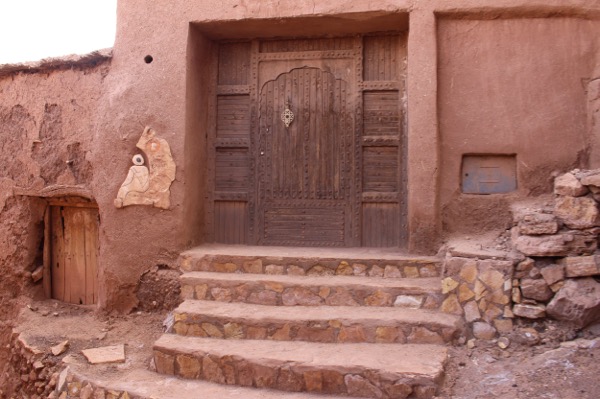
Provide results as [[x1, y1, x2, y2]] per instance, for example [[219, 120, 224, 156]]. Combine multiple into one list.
[[438, 17, 600, 235], [0, 53, 111, 380]]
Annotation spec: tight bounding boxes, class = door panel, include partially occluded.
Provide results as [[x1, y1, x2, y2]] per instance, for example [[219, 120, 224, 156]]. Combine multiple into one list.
[[258, 67, 354, 246]]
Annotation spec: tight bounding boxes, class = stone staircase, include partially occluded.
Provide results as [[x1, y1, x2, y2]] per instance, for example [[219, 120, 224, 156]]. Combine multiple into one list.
[[152, 246, 464, 398]]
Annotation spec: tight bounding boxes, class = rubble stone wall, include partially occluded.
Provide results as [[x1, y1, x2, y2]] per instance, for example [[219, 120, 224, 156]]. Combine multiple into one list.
[[511, 170, 600, 327], [2, 331, 142, 399], [442, 257, 515, 339]]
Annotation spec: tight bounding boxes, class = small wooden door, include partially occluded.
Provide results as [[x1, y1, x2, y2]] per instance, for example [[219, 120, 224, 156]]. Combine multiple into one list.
[[258, 67, 354, 246], [49, 206, 98, 305]]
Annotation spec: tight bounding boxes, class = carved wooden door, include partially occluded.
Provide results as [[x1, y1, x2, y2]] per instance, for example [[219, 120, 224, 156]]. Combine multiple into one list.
[[257, 67, 355, 246], [210, 35, 407, 247]]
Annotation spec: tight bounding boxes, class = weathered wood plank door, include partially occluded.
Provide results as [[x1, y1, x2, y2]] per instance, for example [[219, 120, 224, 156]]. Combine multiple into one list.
[[257, 67, 354, 246], [50, 206, 98, 305]]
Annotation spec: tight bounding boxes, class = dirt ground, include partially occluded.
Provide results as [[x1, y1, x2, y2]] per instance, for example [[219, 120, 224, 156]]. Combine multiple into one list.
[[2, 299, 600, 399]]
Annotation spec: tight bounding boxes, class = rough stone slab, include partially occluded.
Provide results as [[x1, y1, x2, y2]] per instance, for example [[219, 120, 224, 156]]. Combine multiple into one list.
[[179, 245, 441, 276], [561, 255, 600, 277], [547, 278, 600, 327], [180, 272, 442, 308], [154, 334, 447, 386], [173, 300, 463, 343], [82, 344, 125, 364], [69, 367, 350, 399], [514, 232, 597, 257], [554, 172, 588, 197]]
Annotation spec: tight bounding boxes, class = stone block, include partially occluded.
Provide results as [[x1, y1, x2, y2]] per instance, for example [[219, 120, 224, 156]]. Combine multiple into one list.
[[242, 259, 263, 274], [442, 277, 459, 294], [472, 322, 497, 340], [514, 232, 597, 257], [518, 212, 559, 235], [463, 301, 481, 323], [547, 278, 600, 327], [394, 295, 423, 308], [554, 172, 588, 197], [368, 265, 384, 277], [493, 319, 514, 334], [459, 261, 478, 284], [384, 265, 402, 278], [562, 255, 600, 277], [307, 265, 334, 276], [513, 303, 546, 319], [520, 279, 553, 302], [223, 323, 244, 339], [214, 263, 238, 273], [416, 264, 436, 278], [364, 290, 392, 306], [247, 290, 278, 306], [175, 354, 201, 379], [336, 261, 353, 275], [441, 294, 463, 315], [276, 366, 304, 392], [478, 269, 505, 290], [303, 370, 323, 392], [407, 327, 444, 344], [287, 265, 306, 276], [338, 326, 366, 343], [404, 266, 420, 278], [202, 356, 225, 384], [282, 287, 321, 306], [325, 288, 359, 306], [345, 374, 383, 398], [458, 284, 475, 302], [265, 264, 285, 275], [555, 195, 600, 229], [375, 326, 402, 343], [580, 170, 600, 187], [540, 264, 565, 285], [352, 263, 368, 276]]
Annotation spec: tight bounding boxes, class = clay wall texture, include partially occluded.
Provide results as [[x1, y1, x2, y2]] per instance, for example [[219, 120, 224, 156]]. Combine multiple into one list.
[[1, 0, 600, 315], [438, 17, 600, 234]]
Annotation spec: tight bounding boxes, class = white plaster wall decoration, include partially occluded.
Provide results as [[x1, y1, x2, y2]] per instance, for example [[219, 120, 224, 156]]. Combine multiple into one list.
[[114, 126, 176, 209]]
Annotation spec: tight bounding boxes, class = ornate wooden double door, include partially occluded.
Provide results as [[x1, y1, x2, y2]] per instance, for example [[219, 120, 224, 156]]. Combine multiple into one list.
[[209, 35, 406, 247]]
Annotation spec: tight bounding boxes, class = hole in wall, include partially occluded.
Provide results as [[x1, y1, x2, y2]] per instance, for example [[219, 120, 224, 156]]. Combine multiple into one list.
[[144, 55, 153, 64]]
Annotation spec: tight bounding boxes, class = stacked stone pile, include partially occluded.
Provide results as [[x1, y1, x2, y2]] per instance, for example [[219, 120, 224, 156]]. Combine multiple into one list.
[[511, 169, 600, 327]]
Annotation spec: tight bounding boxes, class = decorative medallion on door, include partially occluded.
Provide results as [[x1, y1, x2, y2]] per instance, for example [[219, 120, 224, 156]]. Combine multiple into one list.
[[280, 102, 294, 128]]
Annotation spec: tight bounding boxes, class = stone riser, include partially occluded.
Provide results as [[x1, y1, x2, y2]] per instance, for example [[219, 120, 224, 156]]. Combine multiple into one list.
[[180, 274, 444, 309], [173, 316, 457, 344], [154, 347, 440, 399], [180, 254, 441, 278]]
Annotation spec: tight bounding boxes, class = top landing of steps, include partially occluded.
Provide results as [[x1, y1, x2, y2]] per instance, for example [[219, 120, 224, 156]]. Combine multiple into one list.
[[179, 245, 442, 277]]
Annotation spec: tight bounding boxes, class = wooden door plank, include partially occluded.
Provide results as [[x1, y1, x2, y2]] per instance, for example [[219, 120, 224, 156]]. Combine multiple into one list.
[[43, 206, 51, 298], [68, 208, 87, 305], [84, 209, 99, 305], [51, 206, 65, 301]]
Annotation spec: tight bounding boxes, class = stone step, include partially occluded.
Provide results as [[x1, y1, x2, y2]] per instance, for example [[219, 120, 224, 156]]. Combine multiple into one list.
[[180, 272, 444, 309], [179, 245, 441, 278], [154, 334, 447, 398], [70, 364, 353, 399], [172, 300, 464, 344]]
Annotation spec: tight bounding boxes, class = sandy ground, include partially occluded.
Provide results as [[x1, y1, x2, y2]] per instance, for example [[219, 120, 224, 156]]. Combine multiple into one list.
[[4, 299, 600, 399]]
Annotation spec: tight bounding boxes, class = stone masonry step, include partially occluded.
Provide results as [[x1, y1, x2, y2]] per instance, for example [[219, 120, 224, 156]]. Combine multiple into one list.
[[172, 299, 464, 344], [180, 272, 444, 309], [154, 334, 447, 399], [179, 245, 441, 278], [71, 364, 353, 399]]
